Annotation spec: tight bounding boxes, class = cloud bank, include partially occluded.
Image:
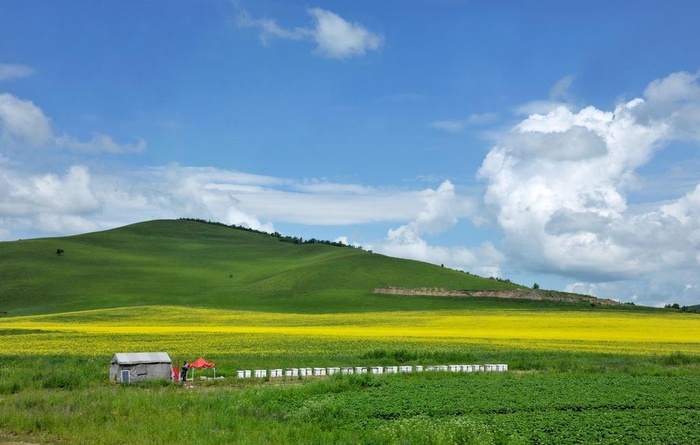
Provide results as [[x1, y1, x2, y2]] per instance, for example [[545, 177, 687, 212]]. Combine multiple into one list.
[[478, 70, 700, 306]]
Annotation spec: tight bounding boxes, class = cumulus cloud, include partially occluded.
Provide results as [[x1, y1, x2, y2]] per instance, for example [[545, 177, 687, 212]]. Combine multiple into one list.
[[373, 235, 504, 279], [0, 63, 34, 81], [0, 93, 53, 147], [479, 70, 700, 305], [0, 164, 101, 235], [237, 6, 382, 59], [0, 92, 145, 154], [635, 70, 700, 141], [364, 181, 503, 277], [386, 181, 463, 237]]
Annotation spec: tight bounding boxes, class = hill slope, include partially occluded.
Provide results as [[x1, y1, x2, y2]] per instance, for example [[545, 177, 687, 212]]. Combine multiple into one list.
[[1, 219, 525, 315]]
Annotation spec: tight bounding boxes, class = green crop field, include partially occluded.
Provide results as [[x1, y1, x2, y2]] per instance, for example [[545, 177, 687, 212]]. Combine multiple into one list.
[[1, 219, 699, 444]]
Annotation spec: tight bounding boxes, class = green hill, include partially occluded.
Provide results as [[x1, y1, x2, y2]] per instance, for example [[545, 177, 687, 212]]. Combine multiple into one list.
[[0, 219, 525, 315]]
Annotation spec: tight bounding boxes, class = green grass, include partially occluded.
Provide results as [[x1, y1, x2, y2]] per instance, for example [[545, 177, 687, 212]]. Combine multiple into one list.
[[2, 219, 528, 316], [0, 352, 699, 444]]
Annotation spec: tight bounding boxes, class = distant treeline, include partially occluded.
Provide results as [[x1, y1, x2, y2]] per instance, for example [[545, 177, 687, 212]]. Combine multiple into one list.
[[179, 218, 357, 249], [664, 303, 699, 313]]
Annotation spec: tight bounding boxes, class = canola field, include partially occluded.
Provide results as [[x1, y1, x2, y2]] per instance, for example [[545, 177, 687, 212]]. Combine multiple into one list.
[[2, 305, 698, 359]]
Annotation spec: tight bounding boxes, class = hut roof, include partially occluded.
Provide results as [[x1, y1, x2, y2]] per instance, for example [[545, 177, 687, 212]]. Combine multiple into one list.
[[110, 352, 171, 365]]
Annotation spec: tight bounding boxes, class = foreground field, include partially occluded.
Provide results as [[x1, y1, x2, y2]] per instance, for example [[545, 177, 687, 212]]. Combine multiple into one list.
[[1, 305, 699, 444], [2, 367, 699, 445]]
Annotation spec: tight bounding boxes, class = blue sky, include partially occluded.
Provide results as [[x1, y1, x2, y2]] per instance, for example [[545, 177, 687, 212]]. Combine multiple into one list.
[[2, 1, 700, 307]]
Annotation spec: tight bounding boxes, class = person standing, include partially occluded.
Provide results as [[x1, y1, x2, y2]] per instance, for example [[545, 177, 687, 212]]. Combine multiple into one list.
[[180, 361, 189, 382]]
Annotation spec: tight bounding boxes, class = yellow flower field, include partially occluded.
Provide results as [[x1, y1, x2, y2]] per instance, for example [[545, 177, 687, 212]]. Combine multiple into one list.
[[1, 306, 698, 357]]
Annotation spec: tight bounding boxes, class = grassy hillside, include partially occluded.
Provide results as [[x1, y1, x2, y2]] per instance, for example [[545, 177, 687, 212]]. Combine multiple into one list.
[[0, 219, 524, 315]]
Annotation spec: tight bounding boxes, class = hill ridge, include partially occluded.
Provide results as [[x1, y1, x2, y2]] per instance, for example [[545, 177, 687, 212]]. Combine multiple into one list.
[[0, 219, 643, 316]]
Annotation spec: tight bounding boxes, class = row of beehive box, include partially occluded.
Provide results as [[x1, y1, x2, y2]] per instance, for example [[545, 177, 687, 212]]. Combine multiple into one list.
[[236, 364, 508, 379]]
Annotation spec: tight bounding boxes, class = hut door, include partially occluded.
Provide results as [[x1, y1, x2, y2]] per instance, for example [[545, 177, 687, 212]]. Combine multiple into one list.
[[121, 370, 131, 384]]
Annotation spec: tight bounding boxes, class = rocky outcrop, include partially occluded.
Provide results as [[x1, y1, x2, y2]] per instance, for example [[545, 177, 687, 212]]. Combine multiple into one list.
[[373, 287, 621, 306]]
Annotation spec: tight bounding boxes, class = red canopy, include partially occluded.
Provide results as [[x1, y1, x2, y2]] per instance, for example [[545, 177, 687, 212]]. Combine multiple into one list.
[[189, 357, 215, 368]]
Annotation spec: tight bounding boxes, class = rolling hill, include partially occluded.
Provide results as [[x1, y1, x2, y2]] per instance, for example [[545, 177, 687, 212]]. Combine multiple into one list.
[[0, 219, 617, 316]]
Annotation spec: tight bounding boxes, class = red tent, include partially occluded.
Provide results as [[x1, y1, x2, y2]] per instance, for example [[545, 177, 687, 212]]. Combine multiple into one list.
[[189, 357, 216, 378], [190, 357, 215, 368]]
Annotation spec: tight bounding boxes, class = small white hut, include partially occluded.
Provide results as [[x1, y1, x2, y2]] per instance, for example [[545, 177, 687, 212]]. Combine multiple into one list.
[[110, 352, 173, 383]]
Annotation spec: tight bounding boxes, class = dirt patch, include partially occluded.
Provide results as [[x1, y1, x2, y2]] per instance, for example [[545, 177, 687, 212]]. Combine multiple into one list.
[[373, 287, 621, 306]]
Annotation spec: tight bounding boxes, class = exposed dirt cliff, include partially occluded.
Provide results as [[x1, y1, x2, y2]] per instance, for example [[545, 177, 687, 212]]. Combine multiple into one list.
[[373, 287, 621, 306]]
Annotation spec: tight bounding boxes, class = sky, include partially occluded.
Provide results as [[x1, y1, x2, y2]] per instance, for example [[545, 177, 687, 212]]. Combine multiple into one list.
[[2, 0, 700, 307]]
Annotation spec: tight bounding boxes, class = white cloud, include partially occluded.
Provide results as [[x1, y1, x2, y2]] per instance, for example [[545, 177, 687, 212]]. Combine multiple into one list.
[[237, 6, 382, 59], [0, 164, 482, 245], [0, 92, 145, 154], [0, 165, 100, 218], [307, 8, 382, 59], [371, 234, 504, 278], [0, 63, 34, 81], [386, 181, 463, 237], [364, 181, 503, 276], [478, 70, 700, 304], [333, 235, 349, 245], [236, 8, 309, 44], [636, 70, 700, 141], [150, 168, 479, 227], [0, 93, 53, 147]]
